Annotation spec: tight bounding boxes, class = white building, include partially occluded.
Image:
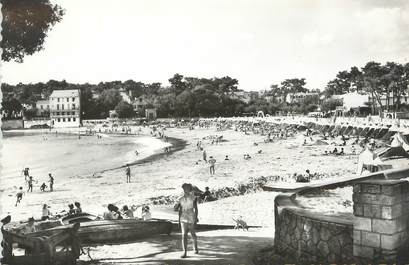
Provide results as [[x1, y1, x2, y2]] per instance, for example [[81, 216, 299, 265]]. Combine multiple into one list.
[[35, 99, 50, 116], [49, 89, 81, 127], [286, 92, 319, 104]]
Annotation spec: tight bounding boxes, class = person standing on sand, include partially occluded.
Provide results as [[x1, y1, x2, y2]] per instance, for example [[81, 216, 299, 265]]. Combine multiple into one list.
[[202, 150, 207, 162], [178, 183, 199, 258], [125, 164, 131, 183], [27, 176, 34, 192], [208, 156, 216, 175], [49, 173, 54, 191], [15, 187, 24, 206], [22, 167, 29, 182]]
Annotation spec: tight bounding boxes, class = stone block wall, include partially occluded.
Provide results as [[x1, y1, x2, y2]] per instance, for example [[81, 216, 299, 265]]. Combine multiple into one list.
[[274, 207, 353, 263], [353, 180, 409, 263]]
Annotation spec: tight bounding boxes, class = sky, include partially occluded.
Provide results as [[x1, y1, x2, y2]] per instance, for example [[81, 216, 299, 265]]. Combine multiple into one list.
[[2, 0, 409, 91]]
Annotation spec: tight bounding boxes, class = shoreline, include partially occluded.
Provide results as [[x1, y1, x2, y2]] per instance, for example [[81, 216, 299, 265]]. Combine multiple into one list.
[[98, 136, 188, 174]]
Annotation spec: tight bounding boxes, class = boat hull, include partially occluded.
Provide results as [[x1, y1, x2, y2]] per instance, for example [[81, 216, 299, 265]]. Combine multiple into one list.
[[27, 219, 173, 245]]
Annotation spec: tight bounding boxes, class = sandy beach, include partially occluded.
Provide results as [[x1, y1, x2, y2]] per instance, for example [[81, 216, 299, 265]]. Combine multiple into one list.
[[1, 123, 360, 263]]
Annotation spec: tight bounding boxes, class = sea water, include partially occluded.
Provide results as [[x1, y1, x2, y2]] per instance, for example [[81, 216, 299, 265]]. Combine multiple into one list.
[[0, 131, 169, 194]]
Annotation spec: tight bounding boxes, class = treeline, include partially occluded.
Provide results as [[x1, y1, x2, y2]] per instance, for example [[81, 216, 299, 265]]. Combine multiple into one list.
[[324, 61, 409, 113], [1, 74, 314, 119]]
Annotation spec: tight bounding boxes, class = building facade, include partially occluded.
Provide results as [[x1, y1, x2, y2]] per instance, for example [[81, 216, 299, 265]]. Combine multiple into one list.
[[49, 89, 81, 127], [286, 92, 319, 104], [35, 99, 50, 116]]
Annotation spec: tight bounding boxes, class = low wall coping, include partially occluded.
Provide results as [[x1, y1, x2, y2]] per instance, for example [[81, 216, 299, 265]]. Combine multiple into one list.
[[286, 207, 353, 226], [355, 179, 408, 186]]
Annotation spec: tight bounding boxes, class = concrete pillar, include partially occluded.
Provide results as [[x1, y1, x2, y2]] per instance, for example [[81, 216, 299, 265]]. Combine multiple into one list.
[[353, 179, 409, 263]]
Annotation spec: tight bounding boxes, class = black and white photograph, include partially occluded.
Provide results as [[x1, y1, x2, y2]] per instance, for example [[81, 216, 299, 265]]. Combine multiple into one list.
[[1, 0, 409, 264]]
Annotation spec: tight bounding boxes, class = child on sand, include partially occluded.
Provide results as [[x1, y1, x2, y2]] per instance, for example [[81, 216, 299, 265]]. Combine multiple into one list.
[[27, 176, 34, 192], [178, 183, 199, 258], [42, 204, 51, 220], [68, 204, 76, 215], [142, 205, 151, 220], [15, 187, 24, 206], [40, 182, 48, 192], [74, 202, 82, 213], [49, 173, 54, 191], [22, 167, 29, 182], [122, 205, 134, 219]]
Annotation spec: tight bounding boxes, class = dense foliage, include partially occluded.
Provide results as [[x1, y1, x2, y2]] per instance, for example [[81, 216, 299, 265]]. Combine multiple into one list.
[[1, 75, 314, 119], [324, 62, 409, 112], [1, 0, 65, 62]]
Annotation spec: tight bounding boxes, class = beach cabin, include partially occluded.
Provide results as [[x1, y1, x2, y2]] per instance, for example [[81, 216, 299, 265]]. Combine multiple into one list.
[[49, 89, 81, 128]]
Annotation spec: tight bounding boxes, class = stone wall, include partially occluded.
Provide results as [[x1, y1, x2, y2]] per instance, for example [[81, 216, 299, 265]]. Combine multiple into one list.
[[353, 180, 409, 263], [273, 167, 409, 264], [274, 207, 353, 263]]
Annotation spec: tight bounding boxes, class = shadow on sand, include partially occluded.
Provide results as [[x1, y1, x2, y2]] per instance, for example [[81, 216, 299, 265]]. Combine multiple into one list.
[[79, 230, 273, 265]]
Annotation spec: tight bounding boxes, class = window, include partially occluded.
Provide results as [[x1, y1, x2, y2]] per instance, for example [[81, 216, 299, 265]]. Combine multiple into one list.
[[62, 104, 64, 110], [73, 118, 76, 122], [68, 118, 71, 122], [72, 97, 75, 102], [72, 111, 75, 115], [57, 98, 60, 102], [57, 112, 60, 115], [67, 98, 69, 102], [62, 112, 65, 115], [47, 105, 49, 109], [57, 104, 59, 110], [63, 118, 66, 122], [58, 118, 61, 122], [40, 105, 43, 110], [72, 104, 75, 109]]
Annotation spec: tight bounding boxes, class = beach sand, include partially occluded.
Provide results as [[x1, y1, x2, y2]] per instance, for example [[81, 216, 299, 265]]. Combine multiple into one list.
[[1, 125, 360, 264]]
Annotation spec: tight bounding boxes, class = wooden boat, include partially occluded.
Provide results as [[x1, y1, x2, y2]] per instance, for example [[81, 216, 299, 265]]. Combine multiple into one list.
[[26, 219, 173, 245], [5, 213, 173, 245], [1, 216, 81, 265]]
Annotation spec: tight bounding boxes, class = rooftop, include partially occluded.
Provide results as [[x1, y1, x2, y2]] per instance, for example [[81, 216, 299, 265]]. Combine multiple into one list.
[[50, 89, 80, 98]]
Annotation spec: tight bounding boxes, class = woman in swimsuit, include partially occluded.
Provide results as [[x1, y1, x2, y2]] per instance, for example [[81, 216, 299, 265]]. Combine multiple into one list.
[[178, 183, 199, 258]]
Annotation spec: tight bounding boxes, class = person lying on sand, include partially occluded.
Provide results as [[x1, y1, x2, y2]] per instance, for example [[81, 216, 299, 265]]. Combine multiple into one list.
[[244, 154, 251, 160]]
